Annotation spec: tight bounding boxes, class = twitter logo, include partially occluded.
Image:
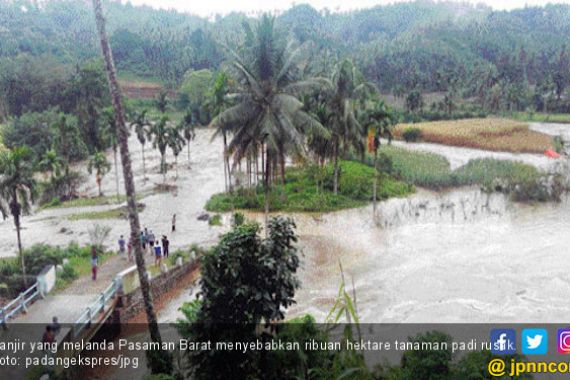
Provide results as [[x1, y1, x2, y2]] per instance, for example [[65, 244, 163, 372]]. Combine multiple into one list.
[[522, 329, 548, 355]]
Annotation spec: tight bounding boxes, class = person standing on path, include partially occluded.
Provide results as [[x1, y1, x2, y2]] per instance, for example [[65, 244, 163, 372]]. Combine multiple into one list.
[[118, 235, 126, 255], [162, 235, 170, 259], [91, 246, 98, 281], [171, 214, 176, 232], [154, 241, 162, 266]]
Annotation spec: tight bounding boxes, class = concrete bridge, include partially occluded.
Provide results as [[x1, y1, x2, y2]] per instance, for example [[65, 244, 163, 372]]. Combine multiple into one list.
[[0, 255, 199, 379]]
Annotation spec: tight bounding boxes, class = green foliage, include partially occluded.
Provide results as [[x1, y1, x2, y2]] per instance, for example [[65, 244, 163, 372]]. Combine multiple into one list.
[[88, 151, 111, 195], [401, 127, 422, 142], [205, 160, 414, 213], [0, 146, 38, 219], [177, 217, 301, 380], [406, 90, 424, 113], [553, 135, 565, 153], [38, 165, 85, 205], [231, 212, 245, 227], [178, 69, 214, 123], [359, 146, 559, 202], [146, 350, 174, 377], [400, 331, 453, 380], [0, 243, 104, 297], [208, 214, 222, 226]]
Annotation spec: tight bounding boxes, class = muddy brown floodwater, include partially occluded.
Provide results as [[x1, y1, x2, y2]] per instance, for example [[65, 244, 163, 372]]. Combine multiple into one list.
[[158, 125, 570, 323]]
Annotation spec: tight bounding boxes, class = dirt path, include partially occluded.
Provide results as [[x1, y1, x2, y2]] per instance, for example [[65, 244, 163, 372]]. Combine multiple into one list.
[[59, 254, 133, 296]]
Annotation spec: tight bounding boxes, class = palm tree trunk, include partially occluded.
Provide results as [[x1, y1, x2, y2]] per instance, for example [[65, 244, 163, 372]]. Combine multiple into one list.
[[175, 156, 178, 179], [373, 148, 378, 215], [223, 132, 232, 192], [161, 154, 166, 183], [92, 0, 163, 350], [333, 139, 339, 195], [141, 144, 146, 181], [96, 174, 102, 197], [223, 146, 228, 192], [114, 147, 120, 202], [14, 214, 27, 288], [264, 148, 271, 232], [280, 152, 286, 185]]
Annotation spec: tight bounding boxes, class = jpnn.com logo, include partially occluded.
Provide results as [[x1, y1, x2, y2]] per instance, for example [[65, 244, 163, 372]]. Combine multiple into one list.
[[491, 329, 516, 355]]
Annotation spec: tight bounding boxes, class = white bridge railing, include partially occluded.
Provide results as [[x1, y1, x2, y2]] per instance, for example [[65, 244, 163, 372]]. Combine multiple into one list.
[[0, 282, 41, 326], [72, 277, 121, 338]]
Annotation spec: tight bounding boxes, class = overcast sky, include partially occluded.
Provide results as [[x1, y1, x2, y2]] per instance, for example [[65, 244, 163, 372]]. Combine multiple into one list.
[[124, 0, 570, 17]]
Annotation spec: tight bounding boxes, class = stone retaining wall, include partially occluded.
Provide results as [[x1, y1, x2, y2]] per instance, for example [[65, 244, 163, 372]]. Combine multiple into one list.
[[116, 259, 199, 322]]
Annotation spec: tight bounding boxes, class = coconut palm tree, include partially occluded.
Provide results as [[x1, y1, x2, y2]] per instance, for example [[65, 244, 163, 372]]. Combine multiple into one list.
[[88, 151, 111, 197], [155, 91, 169, 114], [326, 59, 376, 194], [91, 0, 164, 365], [0, 147, 38, 288], [38, 148, 63, 182], [207, 71, 233, 191], [168, 124, 185, 179], [178, 110, 195, 168], [361, 101, 394, 213], [132, 109, 150, 181], [210, 15, 326, 225], [148, 115, 171, 182]]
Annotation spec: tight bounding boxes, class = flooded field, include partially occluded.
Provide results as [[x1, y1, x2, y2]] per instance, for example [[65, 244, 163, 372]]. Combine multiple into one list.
[[158, 126, 570, 323], [2, 126, 568, 324]]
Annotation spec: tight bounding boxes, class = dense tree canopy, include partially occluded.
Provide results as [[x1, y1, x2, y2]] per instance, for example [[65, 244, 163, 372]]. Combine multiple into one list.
[[0, 0, 569, 115]]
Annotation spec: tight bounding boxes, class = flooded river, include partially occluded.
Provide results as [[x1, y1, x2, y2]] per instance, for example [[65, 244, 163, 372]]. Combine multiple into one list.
[[2, 123, 568, 323], [158, 124, 570, 323]]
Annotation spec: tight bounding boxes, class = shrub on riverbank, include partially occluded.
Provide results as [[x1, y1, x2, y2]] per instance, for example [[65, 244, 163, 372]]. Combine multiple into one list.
[[363, 146, 562, 202], [205, 160, 414, 213], [0, 243, 109, 298]]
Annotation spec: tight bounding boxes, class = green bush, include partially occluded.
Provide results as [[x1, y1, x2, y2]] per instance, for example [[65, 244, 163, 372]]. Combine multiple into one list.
[[553, 135, 565, 154], [208, 214, 222, 226], [402, 127, 422, 142], [59, 264, 77, 282], [0, 243, 104, 297], [206, 160, 414, 213]]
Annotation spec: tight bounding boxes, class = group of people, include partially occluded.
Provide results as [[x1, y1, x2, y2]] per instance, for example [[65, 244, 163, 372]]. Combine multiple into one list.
[[116, 226, 173, 267], [139, 228, 171, 266], [91, 215, 177, 281]]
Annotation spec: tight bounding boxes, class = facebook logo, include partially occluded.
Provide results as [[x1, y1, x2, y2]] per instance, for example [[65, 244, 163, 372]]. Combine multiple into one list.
[[491, 329, 517, 355]]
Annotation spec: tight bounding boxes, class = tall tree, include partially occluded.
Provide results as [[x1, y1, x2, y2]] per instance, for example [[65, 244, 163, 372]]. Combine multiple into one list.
[[208, 71, 232, 192], [210, 15, 326, 226], [362, 101, 394, 214], [91, 0, 166, 372], [168, 123, 185, 179], [178, 110, 196, 167], [132, 109, 150, 181], [148, 115, 171, 182], [155, 91, 169, 114], [179, 217, 300, 380], [0, 147, 37, 288], [38, 148, 63, 182], [327, 59, 375, 194], [87, 151, 111, 197]]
